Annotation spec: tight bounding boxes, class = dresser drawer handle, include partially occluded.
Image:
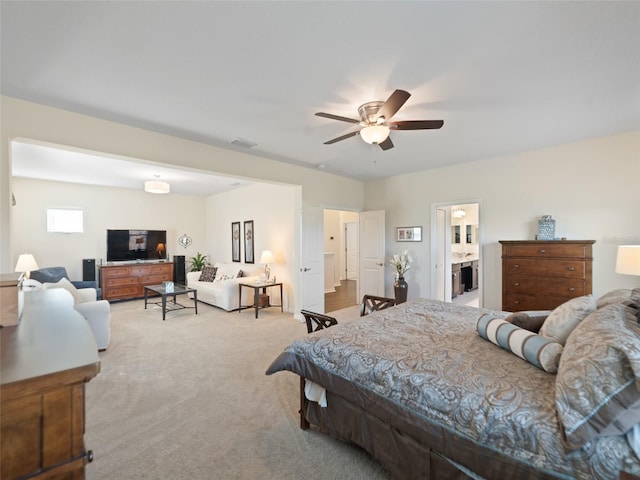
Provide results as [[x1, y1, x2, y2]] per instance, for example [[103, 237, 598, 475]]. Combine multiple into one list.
[[514, 300, 520, 304], [568, 287, 575, 292], [514, 264, 520, 268], [539, 249, 546, 253], [567, 267, 576, 271], [513, 282, 520, 286]]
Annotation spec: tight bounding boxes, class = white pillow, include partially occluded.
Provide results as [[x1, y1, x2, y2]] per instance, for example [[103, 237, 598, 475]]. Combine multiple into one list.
[[43, 277, 82, 304], [213, 263, 241, 283], [539, 295, 597, 345]]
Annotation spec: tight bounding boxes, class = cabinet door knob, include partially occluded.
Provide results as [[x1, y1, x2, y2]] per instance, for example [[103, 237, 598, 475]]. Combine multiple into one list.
[[539, 249, 546, 253]]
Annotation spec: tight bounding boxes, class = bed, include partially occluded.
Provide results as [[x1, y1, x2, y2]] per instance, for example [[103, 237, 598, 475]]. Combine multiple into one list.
[[267, 296, 640, 479]]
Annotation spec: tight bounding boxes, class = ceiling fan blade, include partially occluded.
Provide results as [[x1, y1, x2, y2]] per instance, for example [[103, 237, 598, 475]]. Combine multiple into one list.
[[375, 89, 411, 121], [315, 112, 360, 124], [378, 136, 394, 151], [324, 131, 360, 145], [390, 120, 444, 130]]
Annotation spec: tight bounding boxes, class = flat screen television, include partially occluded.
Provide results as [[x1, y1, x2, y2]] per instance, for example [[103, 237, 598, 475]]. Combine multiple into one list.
[[107, 229, 167, 262]]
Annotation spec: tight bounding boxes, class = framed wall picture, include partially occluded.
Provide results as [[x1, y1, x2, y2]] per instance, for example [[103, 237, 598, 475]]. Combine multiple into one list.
[[232, 222, 241, 262], [244, 220, 254, 264], [397, 226, 422, 242]]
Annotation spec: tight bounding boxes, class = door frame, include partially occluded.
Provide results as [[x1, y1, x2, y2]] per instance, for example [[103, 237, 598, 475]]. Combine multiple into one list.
[[430, 200, 483, 307]]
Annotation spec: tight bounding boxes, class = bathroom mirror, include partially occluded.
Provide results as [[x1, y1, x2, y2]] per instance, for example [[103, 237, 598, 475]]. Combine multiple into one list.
[[452, 225, 461, 244], [466, 225, 478, 244]]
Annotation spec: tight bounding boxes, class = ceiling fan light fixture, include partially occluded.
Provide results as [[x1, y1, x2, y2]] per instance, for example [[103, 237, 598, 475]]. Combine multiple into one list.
[[360, 125, 390, 145], [144, 179, 170, 194]]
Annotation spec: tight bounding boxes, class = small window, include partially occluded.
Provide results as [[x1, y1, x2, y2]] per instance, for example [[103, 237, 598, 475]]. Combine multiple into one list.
[[47, 208, 83, 233]]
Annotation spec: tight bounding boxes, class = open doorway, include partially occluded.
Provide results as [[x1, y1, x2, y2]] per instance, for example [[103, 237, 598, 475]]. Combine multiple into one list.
[[433, 202, 481, 308], [323, 209, 359, 312]]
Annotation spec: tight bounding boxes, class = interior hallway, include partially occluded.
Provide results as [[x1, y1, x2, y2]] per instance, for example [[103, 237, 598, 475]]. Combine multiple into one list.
[[325, 279, 358, 313]]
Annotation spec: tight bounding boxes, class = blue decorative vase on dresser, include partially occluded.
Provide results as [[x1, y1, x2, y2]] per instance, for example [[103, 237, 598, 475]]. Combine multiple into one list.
[[538, 215, 556, 240]]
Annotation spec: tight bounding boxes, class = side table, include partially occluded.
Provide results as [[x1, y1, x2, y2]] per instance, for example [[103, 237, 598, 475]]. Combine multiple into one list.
[[239, 281, 283, 318]]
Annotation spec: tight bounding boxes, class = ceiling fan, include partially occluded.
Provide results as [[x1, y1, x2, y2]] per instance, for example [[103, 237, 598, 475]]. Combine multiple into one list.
[[315, 89, 444, 151]]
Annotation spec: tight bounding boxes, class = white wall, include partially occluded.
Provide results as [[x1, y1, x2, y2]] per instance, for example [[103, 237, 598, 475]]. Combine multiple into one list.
[[0, 96, 365, 273], [11, 178, 207, 281], [206, 182, 298, 311], [366, 131, 640, 310]]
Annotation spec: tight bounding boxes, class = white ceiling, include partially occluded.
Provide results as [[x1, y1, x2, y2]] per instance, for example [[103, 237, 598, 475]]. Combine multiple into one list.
[[2, 1, 639, 191]]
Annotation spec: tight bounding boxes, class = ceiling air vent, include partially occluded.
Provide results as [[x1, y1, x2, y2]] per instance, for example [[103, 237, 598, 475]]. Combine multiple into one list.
[[230, 137, 257, 149]]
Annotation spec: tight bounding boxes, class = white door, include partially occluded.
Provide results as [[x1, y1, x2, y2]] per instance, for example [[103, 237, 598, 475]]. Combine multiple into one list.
[[345, 222, 358, 279], [435, 208, 447, 301], [358, 210, 385, 300], [300, 207, 325, 313]]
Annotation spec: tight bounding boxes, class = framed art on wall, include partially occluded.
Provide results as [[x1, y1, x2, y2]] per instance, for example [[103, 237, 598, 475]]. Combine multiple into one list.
[[397, 226, 422, 242], [232, 222, 241, 262], [244, 220, 254, 264]]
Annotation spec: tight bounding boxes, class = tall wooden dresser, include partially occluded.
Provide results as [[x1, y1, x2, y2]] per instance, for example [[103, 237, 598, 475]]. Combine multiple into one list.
[[500, 240, 595, 312]]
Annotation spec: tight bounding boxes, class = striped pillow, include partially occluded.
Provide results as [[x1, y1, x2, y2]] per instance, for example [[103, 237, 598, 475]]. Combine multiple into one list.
[[477, 314, 563, 373]]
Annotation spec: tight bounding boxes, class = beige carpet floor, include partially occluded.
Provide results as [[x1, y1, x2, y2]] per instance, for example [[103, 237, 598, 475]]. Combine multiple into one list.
[[85, 299, 390, 479]]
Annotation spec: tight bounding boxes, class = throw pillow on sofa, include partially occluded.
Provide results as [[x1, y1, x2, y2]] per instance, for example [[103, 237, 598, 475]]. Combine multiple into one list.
[[199, 266, 217, 282]]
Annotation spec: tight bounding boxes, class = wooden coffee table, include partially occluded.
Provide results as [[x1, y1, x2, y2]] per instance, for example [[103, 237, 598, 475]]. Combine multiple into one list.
[[144, 284, 198, 320]]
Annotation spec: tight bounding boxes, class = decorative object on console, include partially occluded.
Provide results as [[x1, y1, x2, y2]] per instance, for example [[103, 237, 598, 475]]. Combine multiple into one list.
[[616, 245, 640, 282], [189, 252, 208, 272], [144, 175, 170, 194], [156, 242, 166, 259], [244, 220, 254, 264], [389, 250, 412, 304], [537, 215, 556, 240], [259, 250, 275, 281], [14, 253, 39, 278], [232, 222, 241, 262], [178, 233, 192, 248]]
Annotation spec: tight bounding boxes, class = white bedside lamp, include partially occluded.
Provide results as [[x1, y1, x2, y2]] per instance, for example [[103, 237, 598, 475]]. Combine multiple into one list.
[[259, 250, 275, 281], [616, 245, 640, 283], [15, 253, 39, 279]]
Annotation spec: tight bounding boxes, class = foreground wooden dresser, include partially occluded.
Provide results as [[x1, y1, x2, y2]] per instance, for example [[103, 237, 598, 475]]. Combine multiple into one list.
[[100, 262, 174, 300], [500, 240, 595, 312], [1, 289, 100, 480]]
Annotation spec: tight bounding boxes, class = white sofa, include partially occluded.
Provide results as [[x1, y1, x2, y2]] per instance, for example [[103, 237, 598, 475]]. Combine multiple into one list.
[[187, 262, 260, 311], [24, 277, 111, 350]]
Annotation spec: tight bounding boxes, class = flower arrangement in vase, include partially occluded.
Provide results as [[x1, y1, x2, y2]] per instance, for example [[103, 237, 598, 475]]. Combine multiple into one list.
[[389, 250, 412, 304]]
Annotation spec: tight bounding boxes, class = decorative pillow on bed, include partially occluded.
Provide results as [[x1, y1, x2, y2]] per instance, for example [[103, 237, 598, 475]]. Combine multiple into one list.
[[538, 295, 597, 345], [555, 303, 640, 452], [596, 288, 640, 309], [504, 310, 551, 333], [477, 314, 564, 373], [199, 266, 217, 282]]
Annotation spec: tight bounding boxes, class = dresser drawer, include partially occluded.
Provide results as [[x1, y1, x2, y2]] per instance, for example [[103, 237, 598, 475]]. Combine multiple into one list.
[[102, 267, 130, 277], [140, 274, 169, 285], [506, 258, 586, 278], [505, 276, 585, 297], [128, 266, 151, 276], [149, 264, 172, 274], [503, 243, 589, 258], [106, 276, 138, 287], [504, 294, 570, 312], [107, 285, 141, 298]]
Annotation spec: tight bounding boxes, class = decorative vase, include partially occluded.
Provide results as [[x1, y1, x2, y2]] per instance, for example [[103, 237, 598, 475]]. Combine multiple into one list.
[[394, 276, 408, 304], [538, 215, 556, 241]]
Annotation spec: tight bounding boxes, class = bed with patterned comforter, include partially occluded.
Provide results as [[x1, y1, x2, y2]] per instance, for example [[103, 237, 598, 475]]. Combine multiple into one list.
[[267, 298, 640, 479]]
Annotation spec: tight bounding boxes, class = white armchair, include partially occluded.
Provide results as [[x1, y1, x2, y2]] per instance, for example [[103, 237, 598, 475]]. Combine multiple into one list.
[[25, 278, 111, 350]]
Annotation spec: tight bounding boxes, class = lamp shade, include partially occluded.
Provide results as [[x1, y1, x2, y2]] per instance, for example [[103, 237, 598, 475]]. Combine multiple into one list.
[[259, 250, 275, 264], [15, 253, 39, 273], [144, 180, 170, 194], [360, 125, 390, 145], [616, 245, 640, 276]]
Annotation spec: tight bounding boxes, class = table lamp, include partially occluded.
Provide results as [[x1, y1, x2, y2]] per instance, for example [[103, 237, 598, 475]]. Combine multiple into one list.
[[259, 250, 275, 281], [157, 242, 166, 259], [15, 253, 39, 279], [616, 245, 640, 283]]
